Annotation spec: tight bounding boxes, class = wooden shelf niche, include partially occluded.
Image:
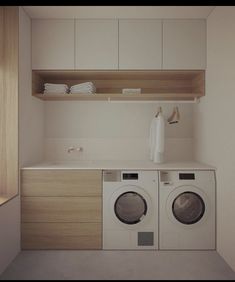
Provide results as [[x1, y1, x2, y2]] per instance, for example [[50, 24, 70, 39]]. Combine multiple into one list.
[[32, 70, 205, 101]]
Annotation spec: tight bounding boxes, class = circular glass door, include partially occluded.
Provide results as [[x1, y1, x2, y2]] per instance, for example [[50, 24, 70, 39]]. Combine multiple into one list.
[[172, 191, 205, 225], [114, 191, 147, 225]]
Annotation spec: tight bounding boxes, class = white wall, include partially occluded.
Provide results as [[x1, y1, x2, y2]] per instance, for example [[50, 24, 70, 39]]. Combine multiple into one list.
[[0, 7, 45, 275], [0, 197, 20, 274], [194, 6, 235, 271], [45, 102, 194, 161], [19, 7, 44, 167]]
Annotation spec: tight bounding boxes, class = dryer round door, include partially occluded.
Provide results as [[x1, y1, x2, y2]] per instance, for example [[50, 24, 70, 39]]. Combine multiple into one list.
[[172, 191, 205, 225], [114, 191, 147, 225], [166, 185, 209, 226], [110, 185, 153, 227]]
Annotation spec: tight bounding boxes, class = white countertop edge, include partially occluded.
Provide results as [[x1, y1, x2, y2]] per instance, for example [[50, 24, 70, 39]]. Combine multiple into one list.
[[21, 160, 216, 171]]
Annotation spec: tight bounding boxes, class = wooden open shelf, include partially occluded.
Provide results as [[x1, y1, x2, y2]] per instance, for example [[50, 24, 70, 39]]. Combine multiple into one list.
[[32, 70, 205, 101]]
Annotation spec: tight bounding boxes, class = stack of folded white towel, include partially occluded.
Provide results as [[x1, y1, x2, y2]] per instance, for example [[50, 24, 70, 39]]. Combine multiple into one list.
[[70, 82, 96, 94], [43, 83, 69, 94]]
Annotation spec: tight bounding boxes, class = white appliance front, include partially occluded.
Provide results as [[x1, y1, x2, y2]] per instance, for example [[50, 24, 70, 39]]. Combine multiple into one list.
[[159, 170, 216, 250], [103, 170, 158, 250]]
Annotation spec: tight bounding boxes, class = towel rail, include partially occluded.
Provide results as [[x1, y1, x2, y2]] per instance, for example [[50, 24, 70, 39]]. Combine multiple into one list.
[[108, 98, 200, 104]]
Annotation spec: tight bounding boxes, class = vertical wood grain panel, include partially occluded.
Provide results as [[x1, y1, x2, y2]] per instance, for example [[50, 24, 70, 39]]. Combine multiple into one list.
[[0, 7, 6, 195], [0, 7, 19, 198]]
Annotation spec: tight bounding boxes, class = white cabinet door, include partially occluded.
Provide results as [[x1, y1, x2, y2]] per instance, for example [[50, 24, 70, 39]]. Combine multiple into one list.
[[75, 20, 118, 69], [32, 20, 75, 70], [119, 19, 162, 69], [163, 19, 206, 69]]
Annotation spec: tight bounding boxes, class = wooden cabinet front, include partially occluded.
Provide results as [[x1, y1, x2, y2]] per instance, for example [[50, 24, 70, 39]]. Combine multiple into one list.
[[21, 169, 102, 250]]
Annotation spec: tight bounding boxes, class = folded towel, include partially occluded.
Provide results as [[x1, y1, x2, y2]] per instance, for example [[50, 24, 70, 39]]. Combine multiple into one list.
[[70, 82, 94, 88], [70, 82, 96, 92], [45, 86, 68, 90], [70, 82, 96, 94], [122, 88, 141, 94], [43, 83, 69, 94], [70, 87, 95, 92], [44, 83, 68, 89], [70, 90, 95, 94], [43, 90, 68, 94], [43, 90, 68, 95], [153, 112, 165, 163]]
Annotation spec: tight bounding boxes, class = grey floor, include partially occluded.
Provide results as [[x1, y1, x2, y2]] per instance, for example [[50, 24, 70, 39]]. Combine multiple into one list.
[[1, 250, 235, 280]]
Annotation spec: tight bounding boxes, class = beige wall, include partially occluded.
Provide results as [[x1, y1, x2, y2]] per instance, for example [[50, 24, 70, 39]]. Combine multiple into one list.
[[194, 6, 235, 271], [19, 7, 44, 167], [45, 102, 194, 161], [0, 7, 45, 275], [0, 197, 20, 274]]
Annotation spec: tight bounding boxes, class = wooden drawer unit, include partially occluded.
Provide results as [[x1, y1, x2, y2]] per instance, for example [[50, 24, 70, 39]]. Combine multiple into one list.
[[22, 197, 101, 223], [22, 223, 102, 250], [21, 169, 102, 196], [21, 169, 102, 250]]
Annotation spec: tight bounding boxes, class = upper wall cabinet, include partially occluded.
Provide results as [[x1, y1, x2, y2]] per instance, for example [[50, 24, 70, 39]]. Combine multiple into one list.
[[32, 19, 206, 71], [32, 20, 75, 69], [75, 20, 118, 69], [163, 19, 206, 69], [119, 20, 162, 69]]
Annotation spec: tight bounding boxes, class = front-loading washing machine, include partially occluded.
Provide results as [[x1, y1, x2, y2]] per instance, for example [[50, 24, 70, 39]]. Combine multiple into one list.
[[103, 170, 158, 250], [159, 170, 216, 250]]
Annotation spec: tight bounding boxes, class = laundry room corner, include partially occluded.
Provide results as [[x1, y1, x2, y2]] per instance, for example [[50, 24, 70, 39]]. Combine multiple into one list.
[[1, 5, 235, 281], [193, 6, 235, 272]]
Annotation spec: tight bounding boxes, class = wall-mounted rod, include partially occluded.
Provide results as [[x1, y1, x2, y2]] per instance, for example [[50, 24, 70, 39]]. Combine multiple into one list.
[[107, 98, 199, 104]]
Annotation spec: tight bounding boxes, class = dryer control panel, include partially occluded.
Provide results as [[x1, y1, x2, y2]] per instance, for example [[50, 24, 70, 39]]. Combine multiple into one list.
[[103, 171, 140, 182], [179, 173, 195, 180], [160, 171, 196, 186]]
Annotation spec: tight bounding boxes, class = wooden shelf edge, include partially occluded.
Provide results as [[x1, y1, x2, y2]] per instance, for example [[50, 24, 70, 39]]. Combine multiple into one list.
[[33, 93, 203, 101]]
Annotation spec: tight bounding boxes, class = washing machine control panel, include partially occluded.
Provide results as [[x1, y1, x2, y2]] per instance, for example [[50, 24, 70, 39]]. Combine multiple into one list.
[[160, 171, 196, 186], [103, 171, 141, 182], [179, 173, 195, 180], [122, 173, 138, 180]]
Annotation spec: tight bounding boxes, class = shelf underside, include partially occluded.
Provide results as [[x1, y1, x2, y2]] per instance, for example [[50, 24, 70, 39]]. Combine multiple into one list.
[[33, 93, 200, 101]]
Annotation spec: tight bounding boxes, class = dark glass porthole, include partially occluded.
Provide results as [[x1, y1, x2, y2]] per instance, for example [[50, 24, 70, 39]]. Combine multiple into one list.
[[172, 191, 205, 225], [114, 191, 147, 225]]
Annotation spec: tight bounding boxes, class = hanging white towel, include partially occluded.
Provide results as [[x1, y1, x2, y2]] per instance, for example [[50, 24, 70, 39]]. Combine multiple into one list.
[[149, 117, 158, 161], [153, 112, 165, 163]]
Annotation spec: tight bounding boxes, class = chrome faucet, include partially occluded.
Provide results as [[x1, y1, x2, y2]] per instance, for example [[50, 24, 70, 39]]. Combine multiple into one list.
[[67, 146, 83, 153]]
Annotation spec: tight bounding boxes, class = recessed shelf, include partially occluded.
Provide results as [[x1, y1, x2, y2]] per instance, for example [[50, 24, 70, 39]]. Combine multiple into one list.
[[32, 70, 205, 101], [33, 93, 200, 101]]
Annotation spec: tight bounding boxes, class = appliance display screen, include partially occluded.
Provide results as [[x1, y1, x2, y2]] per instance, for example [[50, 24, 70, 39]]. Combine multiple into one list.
[[122, 173, 138, 180], [179, 173, 195, 180]]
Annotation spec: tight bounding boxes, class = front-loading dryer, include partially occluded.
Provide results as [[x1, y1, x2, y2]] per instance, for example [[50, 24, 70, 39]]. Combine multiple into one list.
[[103, 170, 158, 250], [159, 170, 216, 250]]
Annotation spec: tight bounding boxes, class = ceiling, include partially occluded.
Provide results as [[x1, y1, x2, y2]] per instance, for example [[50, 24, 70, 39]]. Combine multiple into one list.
[[23, 6, 215, 19]]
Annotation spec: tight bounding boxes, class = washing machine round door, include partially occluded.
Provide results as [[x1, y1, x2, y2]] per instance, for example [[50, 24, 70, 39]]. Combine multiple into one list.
[[172, 191, 205, 225], [114, 191, 147, 225]]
